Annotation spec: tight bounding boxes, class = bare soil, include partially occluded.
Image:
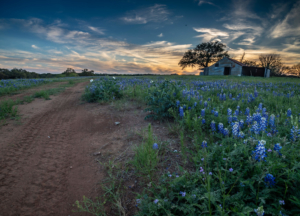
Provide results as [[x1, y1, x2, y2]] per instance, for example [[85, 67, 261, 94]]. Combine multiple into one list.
[[0, 82, 173, 216]]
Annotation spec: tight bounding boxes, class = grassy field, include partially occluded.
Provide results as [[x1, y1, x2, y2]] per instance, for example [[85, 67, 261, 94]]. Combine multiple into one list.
[[76, 75, 300, 216]]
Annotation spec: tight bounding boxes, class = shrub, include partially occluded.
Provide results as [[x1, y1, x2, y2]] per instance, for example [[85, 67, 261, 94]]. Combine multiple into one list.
[[82, 78, 123, 102], [144, 80, 181, 121]]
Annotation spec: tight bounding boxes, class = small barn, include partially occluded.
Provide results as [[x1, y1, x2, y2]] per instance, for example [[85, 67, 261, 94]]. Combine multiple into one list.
[[202, 57, 270, 77]]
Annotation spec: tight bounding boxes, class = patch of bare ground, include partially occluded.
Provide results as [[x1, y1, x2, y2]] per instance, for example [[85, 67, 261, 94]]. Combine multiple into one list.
[[0, 82, 180, 216]]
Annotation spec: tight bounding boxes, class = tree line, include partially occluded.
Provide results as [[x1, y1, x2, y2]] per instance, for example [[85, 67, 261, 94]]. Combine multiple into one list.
[[179, 41, 300, 77], [0, 67, 169, 80]]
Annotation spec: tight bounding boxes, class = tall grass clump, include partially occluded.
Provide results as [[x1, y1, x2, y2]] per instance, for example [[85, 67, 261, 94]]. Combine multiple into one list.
[[0, 100, 18, 120], [131, 124, 159, 178]]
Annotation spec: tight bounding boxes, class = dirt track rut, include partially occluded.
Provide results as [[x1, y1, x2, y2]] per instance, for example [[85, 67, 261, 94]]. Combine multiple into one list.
[[0, 82, 99, 216]]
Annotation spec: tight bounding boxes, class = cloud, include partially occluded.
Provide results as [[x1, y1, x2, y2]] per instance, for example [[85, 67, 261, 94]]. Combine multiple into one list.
[[158, 33, 163, 37], [121, 4, 170, 24], [193, 28, 229, 41], [198, 1, 218, 7], [270, 1, 300, 38], [88, 26, 105, 35], [0, 18, 195, 74], [31, 45, 39, 49]]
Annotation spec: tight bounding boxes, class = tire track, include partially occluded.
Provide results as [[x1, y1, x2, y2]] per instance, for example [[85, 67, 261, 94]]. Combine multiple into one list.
[[0, 82, 88, 216]]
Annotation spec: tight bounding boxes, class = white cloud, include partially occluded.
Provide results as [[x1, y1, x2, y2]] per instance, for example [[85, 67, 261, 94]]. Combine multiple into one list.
[[88, 26, 105, 35], [158, 33, 163, 37], [121, 4, 170, 24], [270, 1, 300, 38], [198, 1, 218, 7], [193, 28, 229, 41], [31, 45, 39, 49]]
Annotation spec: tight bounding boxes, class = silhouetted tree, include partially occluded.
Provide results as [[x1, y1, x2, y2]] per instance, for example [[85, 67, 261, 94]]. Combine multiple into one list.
[[178, 41, 229, 70], [243, 60, 258, 67], [291, 63, 300, 76]]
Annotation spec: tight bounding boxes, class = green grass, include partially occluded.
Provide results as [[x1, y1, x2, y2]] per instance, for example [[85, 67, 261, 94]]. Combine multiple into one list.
[[0, 99, 18, 122]]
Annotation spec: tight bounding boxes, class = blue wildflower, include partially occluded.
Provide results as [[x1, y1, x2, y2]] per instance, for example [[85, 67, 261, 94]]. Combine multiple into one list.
[[194, 102, 197, 107], [238, 131, 245, 138], [179, 107, 184, 118], [153, 143, 158, 149], [154, 199, 159, 204], [232, 122, 239, 137], [223, 128, 229, 136], [218, 123, 224, 134], [260, 117, 267, 132], [201, 141, 207, 148], [287, 108, 292, 117], [264, 173, 276, 187], [176, 100, 180, 107], [214, 111, 218, 117], [227, 108, 232, 116], [274, 143, 282, 156], [202, 119, 206, 124], [201, 109, 205, 117], [254, 206, 264, 216], [211, 121, 216, 132], [279, 200, 285, 205], [252, 140, 267, 162], [179, 191, 186, 197]]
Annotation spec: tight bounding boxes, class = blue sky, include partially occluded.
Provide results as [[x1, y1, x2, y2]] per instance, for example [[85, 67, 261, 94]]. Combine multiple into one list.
[[0, 0, 299, 74]]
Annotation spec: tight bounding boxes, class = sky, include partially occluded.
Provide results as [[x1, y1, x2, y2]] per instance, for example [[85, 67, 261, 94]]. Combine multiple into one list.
[[0, 0, 300, 74]]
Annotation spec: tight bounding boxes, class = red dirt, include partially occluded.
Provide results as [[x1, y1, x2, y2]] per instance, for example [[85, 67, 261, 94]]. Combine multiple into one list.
[[0, 81, 173, 216]]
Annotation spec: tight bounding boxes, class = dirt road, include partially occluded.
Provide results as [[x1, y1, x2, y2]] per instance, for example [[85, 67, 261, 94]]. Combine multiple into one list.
[[0, 82, 102, 216]]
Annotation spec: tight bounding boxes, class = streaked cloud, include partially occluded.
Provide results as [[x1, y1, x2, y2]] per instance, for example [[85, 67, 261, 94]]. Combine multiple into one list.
[[31, 45, 39, 49], [88, 26, 105, 35], [270, 1, 300, 38], [158, 33, 163, 37], [121, 4, 170, 24], [193, 28, 229, 41]]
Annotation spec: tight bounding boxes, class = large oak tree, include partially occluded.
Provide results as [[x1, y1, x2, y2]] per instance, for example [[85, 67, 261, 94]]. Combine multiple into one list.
[[178, 41, 229, 70]]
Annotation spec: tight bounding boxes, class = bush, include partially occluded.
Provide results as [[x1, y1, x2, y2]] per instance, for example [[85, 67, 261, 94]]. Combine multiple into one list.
[[144, 80, 181, 121], [82, 78, 123, 102]]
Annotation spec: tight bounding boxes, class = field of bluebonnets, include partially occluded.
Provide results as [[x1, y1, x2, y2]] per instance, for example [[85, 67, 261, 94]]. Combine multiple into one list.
[[79, 76, 300, 216]]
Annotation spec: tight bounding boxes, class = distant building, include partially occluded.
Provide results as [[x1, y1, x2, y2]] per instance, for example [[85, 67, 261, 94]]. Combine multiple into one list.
[[202, 57, 270, 77]]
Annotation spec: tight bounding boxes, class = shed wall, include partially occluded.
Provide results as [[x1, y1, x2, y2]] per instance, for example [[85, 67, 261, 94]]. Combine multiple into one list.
[[208, 58, 242, 76]]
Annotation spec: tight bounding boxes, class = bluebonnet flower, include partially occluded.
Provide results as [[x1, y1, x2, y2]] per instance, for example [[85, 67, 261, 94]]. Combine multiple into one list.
[[268, 149, 272, 152], [136, 199, 141, 204], [179, 107, 184, 118], [201, 109, 205, 117], [274, 143, 282, 156], [246, 115, 252, 125], [214, 111, 219, 117], [192, 194, 196, 198], [253, 112, 262, 123], [245, 107, 250, 115], [258, 102, 263, 111], [201, 141, 208, 148], [188, 107, 191, 110], [153, 143, 158, 149], [229, 93, 232, 99], [168, 174, 172, 177], [194, 102, 197, 107], [264, 173, 276, 187], [211, 121, 216, 132], [223, 158, 227, 160], [218, 123, 224, 134], [290, 126, 298, 141], [252, 140, 267, 162], [183, 105, 186, 110], [267, 133, 272, 137], [204, 101, 208, 107], [234, 109, 239, 116], [232, 122, 239, 137], [227, 108, 232, 116], [154, 199, 159, 204], [233, 115, 238, 122], [222, 93, 226, 100], [209, 172, 212, 175], [260, 117, 267, 132], [229, 168, 233, 172], [279, 200, 285, 205], [176, 100, 180, 107], [223, 128, 229, 136], [202, 119, 206, 124], [238, 131, 245, 138], [287, 108, 292, 117], [251, 121, 260, 135], [240, 182, 245, 187], [269, 114, 275, 127], [254, 206, 264, 216], [239, 120, 244, 128]]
